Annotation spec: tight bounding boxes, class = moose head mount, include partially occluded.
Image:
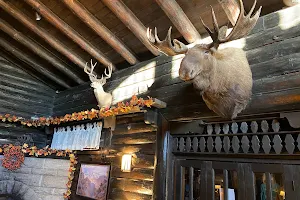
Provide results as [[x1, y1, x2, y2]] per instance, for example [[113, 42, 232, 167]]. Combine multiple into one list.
[[147, 0, 261, 119], [84, 59, 113, 109]]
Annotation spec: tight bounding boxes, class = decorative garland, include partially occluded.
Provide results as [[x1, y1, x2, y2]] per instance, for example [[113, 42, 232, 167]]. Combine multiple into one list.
[[0, 95, 154, 127], [0, 144, 77, 199]]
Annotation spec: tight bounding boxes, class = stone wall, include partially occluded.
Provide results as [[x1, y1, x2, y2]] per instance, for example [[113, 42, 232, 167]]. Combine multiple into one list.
[[0, 156, 70, 200]]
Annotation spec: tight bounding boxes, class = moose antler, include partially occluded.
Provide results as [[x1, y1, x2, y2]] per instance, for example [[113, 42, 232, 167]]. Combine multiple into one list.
[[84, 59, 112, 85], [202, 0, 262, 49], [147, 26, 188, 56]]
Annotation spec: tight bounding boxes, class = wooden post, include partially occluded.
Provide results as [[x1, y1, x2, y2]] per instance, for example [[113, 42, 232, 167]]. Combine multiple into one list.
[[0, 37, 71, 89], [24, 0, 116, 71], [0, 19, 84, 84], [0, 0, 99, 75], [62, 0, 138, 65], [102, 0, 160, 56], [155, 0, 201, 43]]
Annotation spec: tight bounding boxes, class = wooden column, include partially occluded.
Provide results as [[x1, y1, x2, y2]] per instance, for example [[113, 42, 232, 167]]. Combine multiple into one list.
[[0, 0, 99, 75], [0, 19, 84, 84], [155, 0, 201, 43], [102, 0, 160, 56], [0, 37, 71, 89], [62, 0, 138, 65], [24, 0, 116, 71]]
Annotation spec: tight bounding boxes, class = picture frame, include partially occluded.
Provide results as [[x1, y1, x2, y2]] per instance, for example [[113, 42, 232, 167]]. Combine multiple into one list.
[[76, 163, 111, 200]]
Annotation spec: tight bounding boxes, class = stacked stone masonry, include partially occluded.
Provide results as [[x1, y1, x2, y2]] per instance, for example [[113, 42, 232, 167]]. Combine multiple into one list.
[[0, 156, 70, 200]]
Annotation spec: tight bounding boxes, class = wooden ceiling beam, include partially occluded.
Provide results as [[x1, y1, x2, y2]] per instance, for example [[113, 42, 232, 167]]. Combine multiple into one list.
[[62, 0, 138, 65], [102, 0, 160, 56], [24, 0, 116, 71], [0, 0, 95, 75], [154, 0, 201, 43], [0, 37, 71, 89], [218, 0, 240, 25], [0, 19, 84, 85]]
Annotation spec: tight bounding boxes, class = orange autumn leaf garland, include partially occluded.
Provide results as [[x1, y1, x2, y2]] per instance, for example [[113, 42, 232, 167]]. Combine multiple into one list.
[[0, 95, 154, 127], [0, 144, 77, 199]]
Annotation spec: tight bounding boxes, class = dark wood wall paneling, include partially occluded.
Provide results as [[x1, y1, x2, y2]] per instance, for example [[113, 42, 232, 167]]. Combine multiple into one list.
[[53, 5, 300, 122], [70, 113, 158, 200], [0, 55, 55, 147]]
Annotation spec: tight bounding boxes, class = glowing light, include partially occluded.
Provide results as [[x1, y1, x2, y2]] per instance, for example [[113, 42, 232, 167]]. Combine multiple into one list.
[[121, 154, 132, 172]]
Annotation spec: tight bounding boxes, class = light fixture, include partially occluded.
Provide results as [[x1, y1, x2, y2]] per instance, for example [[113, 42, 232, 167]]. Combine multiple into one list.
[[215, 185, 221, 189], [35, 12, 41, 21], [280, 190, 285, 197], [121, 154, 132, 172]]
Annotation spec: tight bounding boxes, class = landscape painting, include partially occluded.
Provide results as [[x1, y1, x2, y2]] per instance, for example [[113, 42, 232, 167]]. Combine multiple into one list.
[[76, 164, 110, 200]]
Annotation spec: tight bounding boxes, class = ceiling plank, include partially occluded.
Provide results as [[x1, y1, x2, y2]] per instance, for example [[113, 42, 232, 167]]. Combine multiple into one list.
[[218, 0, 240, 25], [0, 0, 101, 76], [0, 37, 71, 89], [102, 0, 160, 56], [154, 0, 201, 43], [62, 0, 138, 65], [0, 19, 84, 85], [24, 0, 116, 71]]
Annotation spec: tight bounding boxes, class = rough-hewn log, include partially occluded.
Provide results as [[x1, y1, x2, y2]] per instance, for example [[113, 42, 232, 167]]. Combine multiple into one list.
[[218, 0, 240, 25], [112, 132, 157, 145], [154, 0, 201, 43], [108, 190, 152, 200], [110, 177, 153, 195], [62, 0, 138, 65], [0, 0, 93, 74], [113, 122, 157, 135], [24, 0, 116, 71], [111, 167, 154, 181], [102, 0, 160, 56], [0, 38, 71, 89], [0, 19, 84, 84]]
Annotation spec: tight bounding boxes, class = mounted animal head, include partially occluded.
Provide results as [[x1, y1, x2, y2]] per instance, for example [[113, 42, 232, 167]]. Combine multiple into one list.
[[147, 0, 262, 119], [84, 59, 113, 108]]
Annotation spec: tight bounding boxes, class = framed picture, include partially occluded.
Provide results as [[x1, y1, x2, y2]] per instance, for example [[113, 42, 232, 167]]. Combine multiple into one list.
[[76, 163, 110, 200]]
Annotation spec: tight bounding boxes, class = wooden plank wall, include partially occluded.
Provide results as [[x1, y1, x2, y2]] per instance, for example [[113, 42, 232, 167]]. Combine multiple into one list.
[[53, 5, 300, 121], [71, 113, 157, 200], [0, 55, 55, 146]]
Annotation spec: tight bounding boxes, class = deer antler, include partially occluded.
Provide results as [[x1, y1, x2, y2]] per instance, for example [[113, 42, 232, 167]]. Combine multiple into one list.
[[84, 59, 98, 82], [99, 64, 113, 85], [147, 26, 188, 56], [202, 0, 262, 49]]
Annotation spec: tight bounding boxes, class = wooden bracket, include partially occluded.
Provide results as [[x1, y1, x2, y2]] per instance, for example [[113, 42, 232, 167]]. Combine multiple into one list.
[[144, 110, 158, 127], [170, 120, 205, 134], [280, 112, 300, 128], [104, 116, 116, 131]]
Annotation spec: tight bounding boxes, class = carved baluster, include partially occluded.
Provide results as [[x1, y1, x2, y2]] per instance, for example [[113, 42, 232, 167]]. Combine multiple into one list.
[[251, 135, 260, 154], [251, 121, 258, 133], [232, 136, 240, 153], [215, 124, 221, 134], [192, 137, 199, 152], [271, 119, 280, 132], [179, 137, 185, 152], [223, 124, 229, 134], [262, 135, 271, 154], [285, 134, 295, 154], [261, 120, 269, 133], [223, 136, 230, 153], [297, 134, 300, 152], [186, 137, 192, 152], [207, 124, 213, 135], [207, 137, 214, 153], [174, 138, 179, 151], [215, 136, 222, 153], [240, 122, 248, 133], [241, 136, 250, 153], [273, 135, 282, 154], [199, 137, 206, 152], [231, 122, 239, 134]]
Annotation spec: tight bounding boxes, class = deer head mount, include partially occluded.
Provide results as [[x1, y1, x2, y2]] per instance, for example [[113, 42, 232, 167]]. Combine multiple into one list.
[[84, 59, 113, 108], [147, 0, 261, 119]]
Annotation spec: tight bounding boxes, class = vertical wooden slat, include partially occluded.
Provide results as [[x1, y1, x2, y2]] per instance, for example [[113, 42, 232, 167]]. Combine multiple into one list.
[[244, 164, 255, 200], [238, 164, 245, 200], [175, 162, 184, 200], [201, 161, 214, 200], [266, 172, 272, 200], [284, 165, 300, 200], [189, 167, 194, 200], [224, 169, 228, 200]]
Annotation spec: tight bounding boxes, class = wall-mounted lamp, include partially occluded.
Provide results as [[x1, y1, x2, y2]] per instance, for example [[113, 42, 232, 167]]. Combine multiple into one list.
[[35, 12, 41, 21], [121, 154, 132, 172]]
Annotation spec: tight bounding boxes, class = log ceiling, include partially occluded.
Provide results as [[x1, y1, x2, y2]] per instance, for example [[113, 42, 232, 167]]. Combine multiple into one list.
[[0, 0, 284, 90]]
